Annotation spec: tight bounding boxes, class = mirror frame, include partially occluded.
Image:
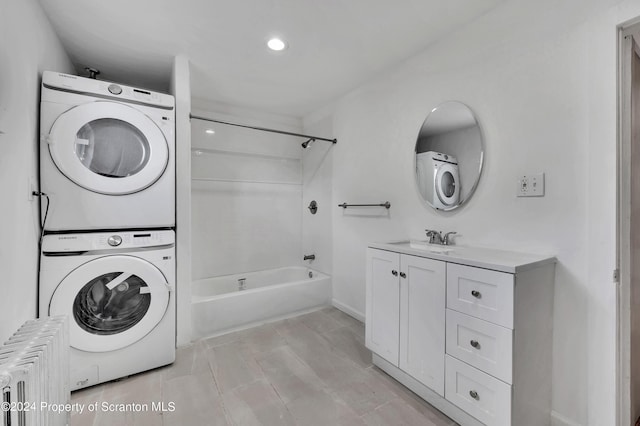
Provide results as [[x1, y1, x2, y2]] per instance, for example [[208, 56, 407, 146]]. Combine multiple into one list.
[[413, 101, 484, 212]]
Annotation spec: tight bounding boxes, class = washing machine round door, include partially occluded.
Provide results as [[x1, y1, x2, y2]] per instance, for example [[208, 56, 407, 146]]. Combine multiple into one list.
[[435, 163, 460, 208], [49, 255, 170, 352], [46, 101, 169, 195]]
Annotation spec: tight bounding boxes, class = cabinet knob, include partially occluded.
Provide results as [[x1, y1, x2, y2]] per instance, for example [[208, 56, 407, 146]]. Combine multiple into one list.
[[399, 272, 407, 279], [391, 270, 398, 276], [471, 290, 481, 298], [469, 390, 479, 400], [470, 340, 480, 349]]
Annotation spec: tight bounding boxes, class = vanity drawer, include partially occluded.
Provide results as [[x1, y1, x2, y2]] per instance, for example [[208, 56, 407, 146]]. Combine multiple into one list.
[[445, 355, 512, 426], [446, 263, 514, 328], [446, 309, 513, 384]]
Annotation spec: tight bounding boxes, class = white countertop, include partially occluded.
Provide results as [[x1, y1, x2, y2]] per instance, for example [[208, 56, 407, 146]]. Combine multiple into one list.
[[368, 240, 556, 273]]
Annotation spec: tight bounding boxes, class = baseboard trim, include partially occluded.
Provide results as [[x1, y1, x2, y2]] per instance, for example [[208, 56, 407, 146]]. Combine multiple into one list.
[[373, 354, 483, 426], [331, 299, 365, 322], [551, 410, 583, 426]]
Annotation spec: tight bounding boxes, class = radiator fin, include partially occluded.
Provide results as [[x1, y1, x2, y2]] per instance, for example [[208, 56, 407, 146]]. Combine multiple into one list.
[[0, 317, 69, 426]]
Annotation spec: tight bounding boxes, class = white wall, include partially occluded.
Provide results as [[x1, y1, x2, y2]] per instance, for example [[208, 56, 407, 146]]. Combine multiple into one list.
[[314, 1, 640, 424], [0, 0, 73, 343], [190, 100, 304, 280]]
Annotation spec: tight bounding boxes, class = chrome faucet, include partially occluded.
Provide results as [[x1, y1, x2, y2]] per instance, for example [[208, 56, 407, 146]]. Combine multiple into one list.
[[443, 231, 457, 246], [425, 229, 441, 244], [425, 230, 457, 246], [303, 254, 316, 261]]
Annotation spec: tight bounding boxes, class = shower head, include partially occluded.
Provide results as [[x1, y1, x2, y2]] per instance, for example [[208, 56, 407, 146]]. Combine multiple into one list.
[[301, 138, 316, 149]]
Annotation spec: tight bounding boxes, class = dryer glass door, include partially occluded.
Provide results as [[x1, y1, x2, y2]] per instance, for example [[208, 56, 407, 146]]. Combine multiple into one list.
[[49, 255, 170, 352], [435, 164, 460, 208], [47, 101, 169, 195]]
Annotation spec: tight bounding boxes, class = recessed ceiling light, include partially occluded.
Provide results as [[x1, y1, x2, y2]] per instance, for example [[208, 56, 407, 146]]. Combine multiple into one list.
[[267, 38, 287, 51], [205, 129, 215, 134]]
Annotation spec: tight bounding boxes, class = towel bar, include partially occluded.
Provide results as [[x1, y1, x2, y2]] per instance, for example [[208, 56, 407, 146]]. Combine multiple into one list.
[[338, 202, 391, 209]]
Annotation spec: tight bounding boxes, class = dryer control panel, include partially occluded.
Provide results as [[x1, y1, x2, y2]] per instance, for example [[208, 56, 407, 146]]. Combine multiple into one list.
[[41, 71, 174, 109], [42, 230, 175, 253]]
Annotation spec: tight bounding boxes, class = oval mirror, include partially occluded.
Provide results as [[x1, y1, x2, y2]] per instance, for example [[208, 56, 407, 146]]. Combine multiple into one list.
[[415, 101, 484, 211]]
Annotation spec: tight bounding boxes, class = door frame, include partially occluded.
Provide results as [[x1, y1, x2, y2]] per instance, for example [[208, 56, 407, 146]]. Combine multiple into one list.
[[618, 18, 640, 426]]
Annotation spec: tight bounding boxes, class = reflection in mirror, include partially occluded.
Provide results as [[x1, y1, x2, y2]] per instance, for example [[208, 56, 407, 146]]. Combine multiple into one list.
[[415, 101, 483, 211]]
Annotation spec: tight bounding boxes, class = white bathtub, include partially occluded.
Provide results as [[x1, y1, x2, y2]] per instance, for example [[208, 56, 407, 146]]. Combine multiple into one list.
[[191, 266, 331, 339]]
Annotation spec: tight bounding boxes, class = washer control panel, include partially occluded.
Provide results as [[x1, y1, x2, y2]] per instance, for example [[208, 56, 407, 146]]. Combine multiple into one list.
[[41, 230, 175, 253]]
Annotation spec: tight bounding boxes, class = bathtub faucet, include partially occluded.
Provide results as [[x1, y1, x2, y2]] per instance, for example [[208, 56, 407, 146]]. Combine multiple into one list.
[[303, 254, 316, 261]]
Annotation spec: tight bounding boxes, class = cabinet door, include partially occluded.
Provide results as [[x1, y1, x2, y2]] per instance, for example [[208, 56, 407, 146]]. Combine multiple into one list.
[[366, 248, 400, 365], [399, 254, 446, 396]]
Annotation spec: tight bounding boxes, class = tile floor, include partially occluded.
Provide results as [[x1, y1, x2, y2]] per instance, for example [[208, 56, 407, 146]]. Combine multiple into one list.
[[71, 307, 457, 426]]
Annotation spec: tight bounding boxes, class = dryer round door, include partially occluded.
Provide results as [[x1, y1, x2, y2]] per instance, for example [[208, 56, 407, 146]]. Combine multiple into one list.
[[47, 101, 169, 195], [49, 255, 170, 352], [435, 163, 460, 207]]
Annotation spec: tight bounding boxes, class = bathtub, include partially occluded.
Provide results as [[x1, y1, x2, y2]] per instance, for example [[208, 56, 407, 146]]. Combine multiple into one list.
[[191, 266, 331, 339]]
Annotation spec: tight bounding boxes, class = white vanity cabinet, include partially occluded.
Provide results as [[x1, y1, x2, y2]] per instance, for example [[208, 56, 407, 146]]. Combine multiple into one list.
[[365, 248, 446, 395], [366, 242, 555, 426]]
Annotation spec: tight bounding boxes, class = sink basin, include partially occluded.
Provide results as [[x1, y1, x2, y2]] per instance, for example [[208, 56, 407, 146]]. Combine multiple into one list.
[[390, 240, 455, 253]]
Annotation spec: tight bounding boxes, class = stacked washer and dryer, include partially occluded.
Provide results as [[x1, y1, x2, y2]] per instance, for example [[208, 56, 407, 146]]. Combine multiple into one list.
[[416, 151, 460, 210], [38, 71, 176, 390]]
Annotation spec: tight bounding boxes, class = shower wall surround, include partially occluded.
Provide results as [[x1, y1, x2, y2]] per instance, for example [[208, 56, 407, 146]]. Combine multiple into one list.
[[191, 114, 303, 279], [302, 114, 334, 278]]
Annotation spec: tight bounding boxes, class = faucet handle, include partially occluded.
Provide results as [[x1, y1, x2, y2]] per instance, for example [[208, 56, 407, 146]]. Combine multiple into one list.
[[425, 229, 442, 244], [443, 232, 457, 246]]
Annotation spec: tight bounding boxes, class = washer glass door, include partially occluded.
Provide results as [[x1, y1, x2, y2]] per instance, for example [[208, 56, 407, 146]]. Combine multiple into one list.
[[49, 255, 170, 352], [435, 163, 460, 208], [47, 101, 169, 195]]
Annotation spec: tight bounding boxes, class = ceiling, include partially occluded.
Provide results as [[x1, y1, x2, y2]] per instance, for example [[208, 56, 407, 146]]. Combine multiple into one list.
[[38, 0, 504, 118]]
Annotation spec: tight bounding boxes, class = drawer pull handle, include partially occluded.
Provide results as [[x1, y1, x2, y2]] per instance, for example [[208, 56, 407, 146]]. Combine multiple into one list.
[[470, 340, 480, 349], [399, 272, 407, 279], [391, 270, 398, 276], [471, 290, 481, 298], [469, 390, 479, 400]]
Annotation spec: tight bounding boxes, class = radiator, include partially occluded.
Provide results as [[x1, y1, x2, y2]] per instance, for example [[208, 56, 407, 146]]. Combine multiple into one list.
[[0, 316, 70, 426]]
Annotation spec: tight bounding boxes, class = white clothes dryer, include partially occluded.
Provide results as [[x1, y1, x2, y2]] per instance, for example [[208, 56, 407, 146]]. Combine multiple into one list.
[[39, 230, 175, 390], [40, 71, 175, 231], [416, 151, 460, 210]]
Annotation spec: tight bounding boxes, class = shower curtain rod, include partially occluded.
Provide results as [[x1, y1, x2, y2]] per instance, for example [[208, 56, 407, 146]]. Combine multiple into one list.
[[189, 114, 338, 144]]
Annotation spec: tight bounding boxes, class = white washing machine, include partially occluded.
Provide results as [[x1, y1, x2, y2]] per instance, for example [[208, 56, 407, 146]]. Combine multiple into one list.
[[416, 151, 460, 210], [40, 71, 175, 231], [39, 230, 175, 390]]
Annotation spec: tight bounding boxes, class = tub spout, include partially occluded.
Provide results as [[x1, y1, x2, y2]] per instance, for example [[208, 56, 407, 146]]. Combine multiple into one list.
[[303, 254, 315, 261]]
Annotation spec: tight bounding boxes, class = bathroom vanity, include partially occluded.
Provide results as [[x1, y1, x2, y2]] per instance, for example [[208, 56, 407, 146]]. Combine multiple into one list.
[[366, 241, 555, 426]]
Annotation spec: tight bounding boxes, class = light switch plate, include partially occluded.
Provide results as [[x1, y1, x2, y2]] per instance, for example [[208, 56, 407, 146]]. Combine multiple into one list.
[[517, 173, 545, 197]]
